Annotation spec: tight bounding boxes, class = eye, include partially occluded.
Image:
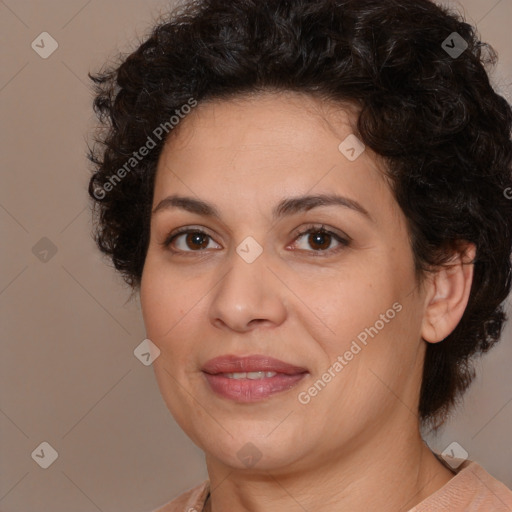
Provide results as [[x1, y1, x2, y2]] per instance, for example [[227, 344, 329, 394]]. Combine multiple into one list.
[[161, 224, 350, 256], [162, 228, 221, 253], [290, 224, 350, 255]]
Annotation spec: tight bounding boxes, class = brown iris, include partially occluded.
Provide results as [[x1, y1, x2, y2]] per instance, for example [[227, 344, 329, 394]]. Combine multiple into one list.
[[185, 232, 210, 250], [306, 231, 332, 251]]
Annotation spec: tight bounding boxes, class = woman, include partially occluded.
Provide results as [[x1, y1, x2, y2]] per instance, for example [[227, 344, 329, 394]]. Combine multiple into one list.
[[87, 0, 512, 510]]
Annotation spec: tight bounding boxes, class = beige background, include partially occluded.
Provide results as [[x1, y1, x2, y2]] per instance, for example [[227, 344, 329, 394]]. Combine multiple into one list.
[[1, 0, 511, 510]]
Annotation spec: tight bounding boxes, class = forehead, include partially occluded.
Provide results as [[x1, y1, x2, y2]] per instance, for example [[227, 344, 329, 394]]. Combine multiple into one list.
[[162, 90, 360, 155], [153, 91, 399, 224]]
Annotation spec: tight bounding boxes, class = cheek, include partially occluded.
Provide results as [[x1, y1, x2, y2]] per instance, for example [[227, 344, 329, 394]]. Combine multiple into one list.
[[140, 257, 181, 342], [140, 260, 201, 423], [302, 257, 418, 367], [140, 254, 208, 371], [303, 266, 396, 334]]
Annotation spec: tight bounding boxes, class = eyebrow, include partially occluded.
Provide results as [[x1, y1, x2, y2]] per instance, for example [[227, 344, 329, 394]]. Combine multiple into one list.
[[152, 193, 372, 222]]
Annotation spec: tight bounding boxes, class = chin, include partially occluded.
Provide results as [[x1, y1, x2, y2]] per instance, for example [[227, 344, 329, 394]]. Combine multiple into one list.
[[201, 429, 306, 472]]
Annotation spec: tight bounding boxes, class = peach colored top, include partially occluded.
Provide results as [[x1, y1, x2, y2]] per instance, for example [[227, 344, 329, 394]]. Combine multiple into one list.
[[151, 460, 512, 512]]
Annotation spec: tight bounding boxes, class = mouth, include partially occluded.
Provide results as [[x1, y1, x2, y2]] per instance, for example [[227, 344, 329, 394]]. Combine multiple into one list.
[[201, 355, 309, 402], [220, 371, 280, 379]]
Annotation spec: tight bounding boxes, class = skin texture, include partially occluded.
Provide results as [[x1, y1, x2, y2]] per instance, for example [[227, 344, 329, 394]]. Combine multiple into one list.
[[139, 91, 475, 511]]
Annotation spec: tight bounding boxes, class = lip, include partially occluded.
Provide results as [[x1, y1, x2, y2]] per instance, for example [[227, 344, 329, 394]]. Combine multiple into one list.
[[202, 354, 308, 375], [202, 355, 309, 402]]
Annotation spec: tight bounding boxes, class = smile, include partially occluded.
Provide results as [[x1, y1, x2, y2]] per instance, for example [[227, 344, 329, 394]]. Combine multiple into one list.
[[222, 371, 277, 379], [202, 371, 308, 402]]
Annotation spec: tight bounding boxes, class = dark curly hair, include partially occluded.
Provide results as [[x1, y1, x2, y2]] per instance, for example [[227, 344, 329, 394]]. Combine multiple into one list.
[[87, 0, 512, 429]]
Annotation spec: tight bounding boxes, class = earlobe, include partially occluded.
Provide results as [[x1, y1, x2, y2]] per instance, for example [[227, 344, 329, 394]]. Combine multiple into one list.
[[421, 243, 476, 343]]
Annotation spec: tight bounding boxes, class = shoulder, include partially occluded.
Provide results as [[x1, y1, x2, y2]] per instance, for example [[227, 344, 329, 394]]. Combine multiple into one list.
[[410, 460, 512, 511], [149, 480, 210, 512]]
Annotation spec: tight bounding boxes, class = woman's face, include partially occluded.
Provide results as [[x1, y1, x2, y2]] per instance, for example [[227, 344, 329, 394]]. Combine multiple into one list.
[[140, 91, 429, 472]]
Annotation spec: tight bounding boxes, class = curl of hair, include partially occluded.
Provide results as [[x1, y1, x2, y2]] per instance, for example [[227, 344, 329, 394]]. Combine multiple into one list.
[[87, 0, 512, 428]]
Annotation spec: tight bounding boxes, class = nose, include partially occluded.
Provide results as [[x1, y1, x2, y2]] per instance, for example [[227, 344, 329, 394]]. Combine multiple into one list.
[[208, 247, 287, 333]]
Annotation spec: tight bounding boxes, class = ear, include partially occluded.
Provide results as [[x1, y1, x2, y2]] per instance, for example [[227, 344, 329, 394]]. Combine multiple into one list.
[[421, 242, 476, 343]]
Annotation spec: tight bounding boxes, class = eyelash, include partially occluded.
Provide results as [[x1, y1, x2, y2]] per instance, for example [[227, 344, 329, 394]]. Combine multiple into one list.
[[161, 224, 351, 257]]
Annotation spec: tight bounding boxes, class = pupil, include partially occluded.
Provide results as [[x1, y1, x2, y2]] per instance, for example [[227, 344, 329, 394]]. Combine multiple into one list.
[[310, 232, 330, 250], [188, 232, 208, 249]]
